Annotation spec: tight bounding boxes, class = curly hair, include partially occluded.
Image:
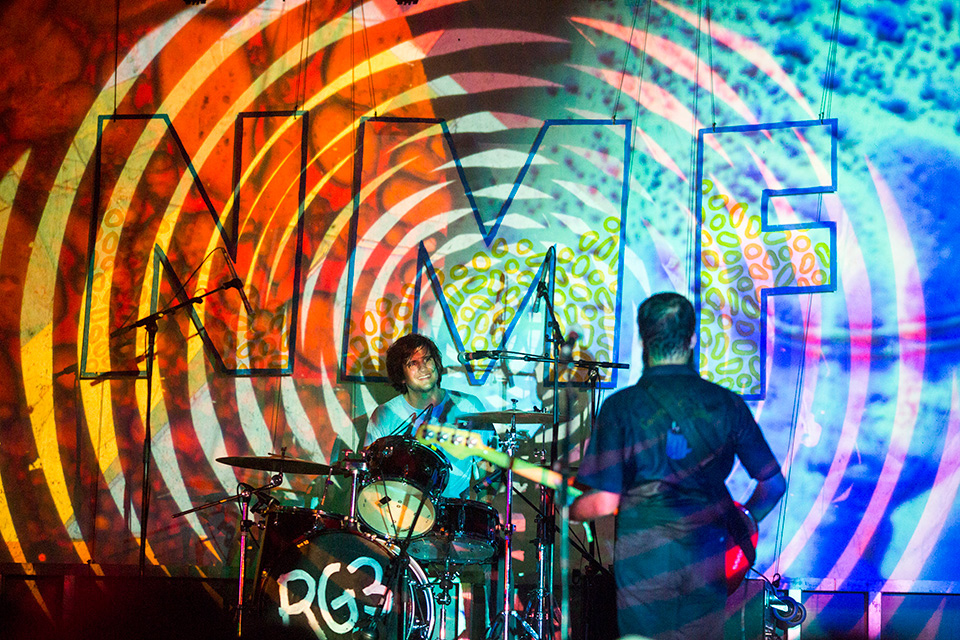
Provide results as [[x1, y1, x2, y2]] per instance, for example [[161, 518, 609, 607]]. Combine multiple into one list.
[[636, 292, 695, 365], [385, 333, 444, 393]]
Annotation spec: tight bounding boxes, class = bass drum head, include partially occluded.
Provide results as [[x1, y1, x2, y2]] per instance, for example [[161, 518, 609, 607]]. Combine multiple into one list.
[[356, 480, 437, 540], [257, 529, 434, 640], [357, 436, 449, 540]]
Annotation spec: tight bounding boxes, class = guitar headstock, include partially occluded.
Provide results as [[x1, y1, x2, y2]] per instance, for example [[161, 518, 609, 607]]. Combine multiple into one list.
[[415, 423, 488, 460]]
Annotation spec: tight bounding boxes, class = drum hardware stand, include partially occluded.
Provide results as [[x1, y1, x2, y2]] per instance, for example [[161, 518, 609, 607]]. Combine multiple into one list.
[[433, 556, 458, 640], [360, 480, 431, 640], [462, 345, 626, 637], [173, 473, 283, 638], [333, 450, 367, 526], [532, 246, 569, 640], [485, 410, 540, 640], [111, 278, 241, 577]]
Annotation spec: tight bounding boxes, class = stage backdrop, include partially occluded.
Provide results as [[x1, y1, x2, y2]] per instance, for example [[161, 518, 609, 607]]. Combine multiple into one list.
[[1, 0, 959, 608]]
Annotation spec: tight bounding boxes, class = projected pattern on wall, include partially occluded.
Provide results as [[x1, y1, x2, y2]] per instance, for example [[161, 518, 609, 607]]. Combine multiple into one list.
[[0, 4, 958, 626], [341, 116, 630, 386], [696, 119, 838, 398]]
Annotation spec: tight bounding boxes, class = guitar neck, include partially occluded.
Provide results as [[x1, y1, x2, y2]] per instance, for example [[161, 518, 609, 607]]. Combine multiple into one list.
[[416, 423, 582, 500], [481, 449, 582, 500]]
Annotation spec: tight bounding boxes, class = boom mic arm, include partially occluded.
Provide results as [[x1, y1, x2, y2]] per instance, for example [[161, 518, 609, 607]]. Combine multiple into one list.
[[457, 350, 502, 363]]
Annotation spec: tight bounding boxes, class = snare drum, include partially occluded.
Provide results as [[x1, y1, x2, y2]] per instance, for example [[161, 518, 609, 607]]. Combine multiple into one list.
[[258, 528, 435, 640], [408, 498, 502, 564], [358, 436, 450, 539]]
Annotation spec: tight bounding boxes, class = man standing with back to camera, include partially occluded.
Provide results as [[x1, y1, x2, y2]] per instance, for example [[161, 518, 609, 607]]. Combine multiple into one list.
[[570, 292, 786, 639]]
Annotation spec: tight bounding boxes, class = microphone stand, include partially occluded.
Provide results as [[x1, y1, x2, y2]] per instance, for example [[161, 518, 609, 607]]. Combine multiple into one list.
[[173, 474, 283, 638], [111, 280, 241, 577], [528, 248, 629, 640]]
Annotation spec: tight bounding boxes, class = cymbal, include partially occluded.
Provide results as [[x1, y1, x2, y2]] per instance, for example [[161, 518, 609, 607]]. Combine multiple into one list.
[[459, 410, 554, 425], [216, 454, 344, 475]]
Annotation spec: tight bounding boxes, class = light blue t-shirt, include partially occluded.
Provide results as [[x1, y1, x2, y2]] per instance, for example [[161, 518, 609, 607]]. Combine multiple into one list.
[[366, 389, 489, 499]]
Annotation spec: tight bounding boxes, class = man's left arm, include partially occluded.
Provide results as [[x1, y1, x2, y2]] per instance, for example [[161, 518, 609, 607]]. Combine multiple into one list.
[[743, 471, 786, 522], [733, 398, 787, 523]]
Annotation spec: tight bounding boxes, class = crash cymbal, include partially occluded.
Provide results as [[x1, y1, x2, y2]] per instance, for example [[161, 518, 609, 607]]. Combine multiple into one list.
[[459, 410, 553, 425], [216, 454, 344, 475]]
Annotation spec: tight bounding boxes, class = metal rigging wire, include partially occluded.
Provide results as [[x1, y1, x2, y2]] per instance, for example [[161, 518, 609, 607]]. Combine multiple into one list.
[[359, 0, 378, 116], [819, 0, 844, 121], [686, 0, 706, 294], [611, 0, 645, 121], [771, 0, 842, 577], [705, 0, 717, 129]]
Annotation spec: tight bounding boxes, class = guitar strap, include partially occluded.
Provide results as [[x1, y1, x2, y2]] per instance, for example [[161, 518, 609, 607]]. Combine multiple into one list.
[[637, 383, 757, 567]]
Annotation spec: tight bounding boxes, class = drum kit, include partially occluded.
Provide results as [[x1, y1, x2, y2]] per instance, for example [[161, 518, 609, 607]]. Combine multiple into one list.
[[205, 410, 550, 640]]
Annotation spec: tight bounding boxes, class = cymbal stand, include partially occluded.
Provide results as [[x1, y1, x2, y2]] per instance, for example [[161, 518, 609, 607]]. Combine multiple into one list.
[[173, 473, 282, 637], [466, 347, 627, 640]]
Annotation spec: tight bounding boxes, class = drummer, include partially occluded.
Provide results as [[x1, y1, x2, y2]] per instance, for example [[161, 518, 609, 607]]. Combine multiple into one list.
[[366, 333, 492, 500]]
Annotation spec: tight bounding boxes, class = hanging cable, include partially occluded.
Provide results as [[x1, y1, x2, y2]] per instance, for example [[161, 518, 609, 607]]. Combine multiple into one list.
[[818, 0, 843, 121], [686, 0, 705, 292], [293, 0, 315, 111], [113, 0, 120, 114], [623, 0, 653, 213], [611, 0, 644, 121], [359, 0, 378, 116], [270, 378, 284, 455], [351, 0, 356, 114], [771, 1, 843, 568], [705, 0, 717, 129], [634, 0, 654, 119], [773, 280, 821, 577], [621, 0, 654, 281], [625, 0, 654, 136]]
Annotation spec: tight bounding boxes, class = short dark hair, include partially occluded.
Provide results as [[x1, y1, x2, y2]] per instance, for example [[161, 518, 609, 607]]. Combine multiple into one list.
[[636, 292, 695, 364], [385, 333, 444, 393]]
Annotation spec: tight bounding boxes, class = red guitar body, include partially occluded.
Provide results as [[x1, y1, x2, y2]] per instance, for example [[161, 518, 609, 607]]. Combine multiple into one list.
[[725, 502, 759, 594]]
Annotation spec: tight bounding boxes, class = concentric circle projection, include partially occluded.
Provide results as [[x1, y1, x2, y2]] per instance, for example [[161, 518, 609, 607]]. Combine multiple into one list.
[[2, 2, 960, 629]]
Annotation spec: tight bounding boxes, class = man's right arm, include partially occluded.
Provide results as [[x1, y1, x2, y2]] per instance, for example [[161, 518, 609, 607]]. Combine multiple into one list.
[[570, 489, 620, 522]]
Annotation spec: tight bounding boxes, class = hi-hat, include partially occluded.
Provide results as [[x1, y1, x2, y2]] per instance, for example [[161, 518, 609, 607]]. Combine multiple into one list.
[[216, 454, 344, 475], [459, 410, 553, 425]]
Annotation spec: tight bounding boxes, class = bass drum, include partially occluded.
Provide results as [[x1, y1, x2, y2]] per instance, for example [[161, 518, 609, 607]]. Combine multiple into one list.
[[259, 506, 345, 573], [258, 528, 434, 640]]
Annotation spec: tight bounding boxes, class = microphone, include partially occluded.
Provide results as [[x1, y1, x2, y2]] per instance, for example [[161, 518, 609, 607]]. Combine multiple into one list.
[[560, 329, 580, 362], [220, 248, 254, 316], [458, 350, 501, 363], [409, 402, 435, 435], [390, 403, 435, 437], [532, 246, 556, 313], [389, 411, 419, 437]]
